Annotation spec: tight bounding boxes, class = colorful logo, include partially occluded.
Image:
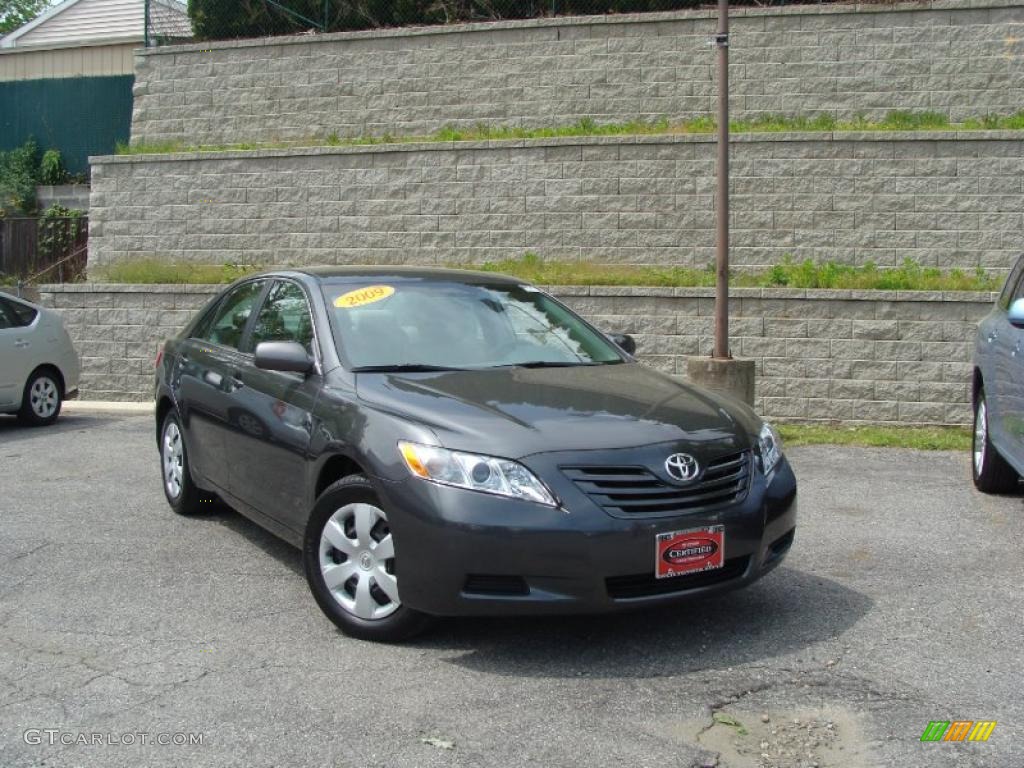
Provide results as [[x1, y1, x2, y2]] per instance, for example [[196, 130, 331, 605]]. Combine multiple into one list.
[[920, 721, 996, 742]]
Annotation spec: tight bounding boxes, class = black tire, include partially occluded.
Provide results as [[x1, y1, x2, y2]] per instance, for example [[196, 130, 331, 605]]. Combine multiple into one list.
[[973, 390, 1019, 494], [17, 367, 62, 426], [159, 410, 215, 515], [304, 474, 432, 642]]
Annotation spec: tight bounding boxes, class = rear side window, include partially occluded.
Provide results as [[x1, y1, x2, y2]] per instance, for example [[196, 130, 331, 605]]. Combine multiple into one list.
[[197, 281, 265, 351], [0, 297, 38, 327]]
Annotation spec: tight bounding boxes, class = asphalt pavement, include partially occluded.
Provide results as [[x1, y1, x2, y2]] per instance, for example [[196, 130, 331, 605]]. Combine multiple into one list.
[[0, 412, 1021, 768]]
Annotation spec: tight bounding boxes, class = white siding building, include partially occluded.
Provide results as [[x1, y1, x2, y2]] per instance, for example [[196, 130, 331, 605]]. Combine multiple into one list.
[[0, 0, 189, 174], [0, 0, 189, 80]]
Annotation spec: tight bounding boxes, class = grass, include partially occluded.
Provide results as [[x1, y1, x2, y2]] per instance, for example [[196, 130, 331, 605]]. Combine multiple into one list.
[[475, 254, 1001, 292], [92, 259, 259, 284], [779, 423, 971, 451], [115, 110, 1024, 156], [91, 254, 1002, 292]]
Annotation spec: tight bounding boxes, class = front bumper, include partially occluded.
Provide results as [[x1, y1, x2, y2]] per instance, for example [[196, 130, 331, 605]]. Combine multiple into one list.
[[375, 455, 798, 617]]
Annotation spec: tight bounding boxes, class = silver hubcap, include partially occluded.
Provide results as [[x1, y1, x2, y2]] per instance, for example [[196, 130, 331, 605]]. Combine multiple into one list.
[[974, 398, 988, 476], [162, 421, 184, 499], [30, 376, 58, 418], [319, 503, 399, 621]]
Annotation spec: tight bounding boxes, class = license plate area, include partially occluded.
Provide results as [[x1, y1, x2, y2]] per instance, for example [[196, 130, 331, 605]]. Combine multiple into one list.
[[655, 526, 725, 579]]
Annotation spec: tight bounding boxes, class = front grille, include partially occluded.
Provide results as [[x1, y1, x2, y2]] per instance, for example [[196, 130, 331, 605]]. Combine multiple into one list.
[[563, 450, 751, 517], [606, 556, 750, 599]]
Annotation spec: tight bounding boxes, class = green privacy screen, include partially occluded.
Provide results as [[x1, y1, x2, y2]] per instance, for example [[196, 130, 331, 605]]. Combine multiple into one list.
[[0, 75, 133, 175]]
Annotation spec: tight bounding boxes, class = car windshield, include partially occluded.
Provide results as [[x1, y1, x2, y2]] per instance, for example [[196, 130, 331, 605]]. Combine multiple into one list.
[[322, 280, 624, 371]]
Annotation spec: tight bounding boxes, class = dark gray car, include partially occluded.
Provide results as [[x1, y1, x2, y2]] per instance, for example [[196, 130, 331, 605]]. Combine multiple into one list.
[[155, 268, 797, 640], [973, 255, 1024, 493]]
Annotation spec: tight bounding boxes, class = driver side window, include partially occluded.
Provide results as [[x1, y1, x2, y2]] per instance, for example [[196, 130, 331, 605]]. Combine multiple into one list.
[[246, 280, 315, 354], [199, 281, 265, 351]]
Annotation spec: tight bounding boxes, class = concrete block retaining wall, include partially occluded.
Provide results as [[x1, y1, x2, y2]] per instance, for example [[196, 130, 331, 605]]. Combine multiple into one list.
[[88, 133, 1024, 273], [130, 1, 1024, 147], [38, 283, 993, 426]]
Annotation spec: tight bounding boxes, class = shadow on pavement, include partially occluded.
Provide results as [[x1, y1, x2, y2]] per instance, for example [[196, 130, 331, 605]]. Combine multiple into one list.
[[209, 498, 872, 673], [196, 505, 305, 578], [0, 413, 124, 444], [422, 567, 871, 678]]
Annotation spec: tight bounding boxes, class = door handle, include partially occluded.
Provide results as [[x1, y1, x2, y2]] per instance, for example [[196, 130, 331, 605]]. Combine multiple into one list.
[[14, 339, 29, 349], [229, 370, 244, 388], [987, 331, 999, 343]]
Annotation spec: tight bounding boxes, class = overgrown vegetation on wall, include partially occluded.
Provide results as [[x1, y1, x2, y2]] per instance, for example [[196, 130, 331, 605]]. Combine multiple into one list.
[[187, 0, 897, 39], [117, 110, 1024, 157], [36, 204, 84, 265], [0, 139, 73, 215], [92, 255, 1001, 292]]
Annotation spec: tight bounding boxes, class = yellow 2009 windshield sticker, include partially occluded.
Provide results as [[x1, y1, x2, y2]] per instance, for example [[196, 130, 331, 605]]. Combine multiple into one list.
[[335, 285, 395, 309]]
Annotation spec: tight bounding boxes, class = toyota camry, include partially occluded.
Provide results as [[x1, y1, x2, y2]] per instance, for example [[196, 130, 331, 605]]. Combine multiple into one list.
[[154, 268, 797, 640]]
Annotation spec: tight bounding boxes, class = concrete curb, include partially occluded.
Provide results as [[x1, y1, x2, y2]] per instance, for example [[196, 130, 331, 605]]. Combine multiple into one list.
[[64, 400, 154, 414]]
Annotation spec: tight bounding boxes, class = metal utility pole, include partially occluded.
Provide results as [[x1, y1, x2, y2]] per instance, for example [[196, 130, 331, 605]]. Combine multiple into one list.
[[713, 0, 730, 359]]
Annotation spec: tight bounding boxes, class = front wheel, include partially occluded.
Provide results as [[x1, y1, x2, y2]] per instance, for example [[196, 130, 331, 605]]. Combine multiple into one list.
[[973, 391, 1019, 494], [304, 474, 432, 641]]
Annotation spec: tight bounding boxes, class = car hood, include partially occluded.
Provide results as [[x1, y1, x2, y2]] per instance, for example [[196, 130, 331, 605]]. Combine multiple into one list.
[[354, 363, 757, 459]]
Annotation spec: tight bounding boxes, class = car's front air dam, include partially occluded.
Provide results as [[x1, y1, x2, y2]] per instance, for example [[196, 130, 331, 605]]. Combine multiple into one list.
[[374, 457, 797, 617]]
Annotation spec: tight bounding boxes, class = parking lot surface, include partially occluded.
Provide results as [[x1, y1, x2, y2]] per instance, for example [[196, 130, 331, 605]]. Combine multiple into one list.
[[0, 412, 1021, 768]]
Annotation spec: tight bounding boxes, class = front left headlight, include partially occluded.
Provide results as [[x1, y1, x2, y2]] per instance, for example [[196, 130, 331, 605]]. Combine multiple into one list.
[[757, 422, 783, 475], [398, 441, 558, 507]]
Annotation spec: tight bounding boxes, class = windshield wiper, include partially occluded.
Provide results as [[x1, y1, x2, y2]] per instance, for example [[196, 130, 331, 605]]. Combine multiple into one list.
[[511, 360, 602, 369], [351, 364, 464, 373]]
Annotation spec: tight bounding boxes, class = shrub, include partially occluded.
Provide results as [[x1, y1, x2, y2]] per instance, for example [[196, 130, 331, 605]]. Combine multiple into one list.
[[39, 149, 65, 186], [189, 0, 902, 40], [0, 138, 39, 214], [37, 204, 84, 266]]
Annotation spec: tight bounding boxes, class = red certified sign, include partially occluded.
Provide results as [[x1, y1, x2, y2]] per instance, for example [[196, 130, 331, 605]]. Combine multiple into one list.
[[655, 526, 725, 579]]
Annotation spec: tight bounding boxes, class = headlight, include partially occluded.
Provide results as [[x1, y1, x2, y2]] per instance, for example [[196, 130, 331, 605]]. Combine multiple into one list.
[[757, 422, 783, 475], [398, 441, 558, 507]]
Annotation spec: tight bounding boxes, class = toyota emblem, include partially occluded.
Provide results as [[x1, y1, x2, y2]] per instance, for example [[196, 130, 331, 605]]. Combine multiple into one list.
[[665, 453, 700, 483]]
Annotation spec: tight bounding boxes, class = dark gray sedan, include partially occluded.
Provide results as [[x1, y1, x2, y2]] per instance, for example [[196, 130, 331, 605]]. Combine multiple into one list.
[[154, 268, 797, 640]]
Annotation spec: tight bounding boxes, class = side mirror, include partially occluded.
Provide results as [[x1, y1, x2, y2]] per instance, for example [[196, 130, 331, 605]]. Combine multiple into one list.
[[1010, 298, 1024, 329], [609, 333, 636, 355], [254, 341, 313, 374]]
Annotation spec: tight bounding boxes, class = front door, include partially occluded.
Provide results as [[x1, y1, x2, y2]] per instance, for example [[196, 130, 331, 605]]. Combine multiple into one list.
[[0, 297, 38, 410], [0, 299, 22, 407], [226, 279, 320, 535], [175, 279, 268, 492], [990, 272, 1024, 457]]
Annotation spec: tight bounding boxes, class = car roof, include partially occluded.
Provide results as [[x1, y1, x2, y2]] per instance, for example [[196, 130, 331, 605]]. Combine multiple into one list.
[[284, 266, 526, 286]]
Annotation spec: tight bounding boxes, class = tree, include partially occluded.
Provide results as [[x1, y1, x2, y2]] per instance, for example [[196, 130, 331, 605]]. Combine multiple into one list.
[[0, 0, 50, 35]]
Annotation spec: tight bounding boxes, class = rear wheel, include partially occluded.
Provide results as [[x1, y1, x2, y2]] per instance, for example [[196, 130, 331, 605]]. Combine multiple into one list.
[[973, 391, 1019, 494], [17, 368, 62, 426], [304, 474, 432, 641], [160, 411, 214, 515]]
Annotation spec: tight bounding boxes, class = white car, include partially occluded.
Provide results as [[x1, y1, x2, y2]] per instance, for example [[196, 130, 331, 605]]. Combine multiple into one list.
[[0, 292, 79, 425]]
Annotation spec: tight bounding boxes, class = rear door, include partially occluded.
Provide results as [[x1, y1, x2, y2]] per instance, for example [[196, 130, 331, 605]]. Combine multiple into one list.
[[174, 279, 268, 492], [226, 279, 321, 533]]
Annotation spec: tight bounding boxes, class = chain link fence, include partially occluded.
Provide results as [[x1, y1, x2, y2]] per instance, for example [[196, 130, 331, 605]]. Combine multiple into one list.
[[147, 0, 874, 46]]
